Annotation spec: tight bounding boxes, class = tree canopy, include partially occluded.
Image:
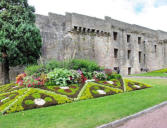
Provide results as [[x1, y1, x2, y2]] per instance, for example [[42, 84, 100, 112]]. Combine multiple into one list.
[[0, 0, 42, 83]]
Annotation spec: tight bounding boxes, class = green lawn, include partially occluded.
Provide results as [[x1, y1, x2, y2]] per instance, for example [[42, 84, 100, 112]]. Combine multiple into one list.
[[131, 68, 167, 77], [131, 72, 167, 77], [0, 78, 167, 128]]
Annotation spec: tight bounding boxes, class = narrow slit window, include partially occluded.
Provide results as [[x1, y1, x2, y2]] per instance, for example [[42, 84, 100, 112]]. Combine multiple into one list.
[[144, 54, 146, 64], [128, 50, 131, 59], [128, 67, 131, 75], [139, 51, 142, 63], [113, 32, 118, 41], [154, 45, 157, 53], [114, 49, 118, 58]]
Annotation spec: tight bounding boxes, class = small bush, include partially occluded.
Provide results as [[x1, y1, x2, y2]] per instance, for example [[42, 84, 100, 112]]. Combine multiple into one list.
[[46, 68, 81, 86], [69, 59, 101, 72], [32, 93, 41, 99], [44, 97, 52, 102], [25, 65, 43, 76], [107, 74, 122, 80], [25, 100, 34, 105]]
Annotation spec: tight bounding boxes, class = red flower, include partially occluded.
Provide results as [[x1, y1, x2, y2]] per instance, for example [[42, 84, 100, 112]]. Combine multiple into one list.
[[69, 76, 73, 80], [28, 84, 31, 87]]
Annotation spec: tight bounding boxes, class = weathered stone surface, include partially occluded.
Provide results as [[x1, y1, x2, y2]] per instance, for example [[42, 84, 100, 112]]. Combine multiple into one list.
[[1, 12, 167, 83]]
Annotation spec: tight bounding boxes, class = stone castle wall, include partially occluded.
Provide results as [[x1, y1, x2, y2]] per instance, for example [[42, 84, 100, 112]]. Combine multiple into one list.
[[1, 12, 167, 83], [36, 12, 167, 76]]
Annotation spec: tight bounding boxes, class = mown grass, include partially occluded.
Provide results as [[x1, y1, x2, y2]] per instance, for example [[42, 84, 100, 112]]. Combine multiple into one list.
[[131, 68, 167, 77], [0, 78, 167, 128]]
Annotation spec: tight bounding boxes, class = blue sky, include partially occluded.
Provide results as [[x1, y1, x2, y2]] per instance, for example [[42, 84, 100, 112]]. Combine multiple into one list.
[[154, 0, 167, 7], [28, 0, 167, 31]]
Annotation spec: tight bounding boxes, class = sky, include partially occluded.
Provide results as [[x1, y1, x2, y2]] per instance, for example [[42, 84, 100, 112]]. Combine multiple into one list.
[[28, 0, 167, 31]]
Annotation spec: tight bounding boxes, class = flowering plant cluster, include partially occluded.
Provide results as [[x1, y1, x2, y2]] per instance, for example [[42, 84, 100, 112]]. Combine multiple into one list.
[[23, 76, 44, 88], [93, 71, 106, 81], [77, 70, 87, 84], [16, 73, 26, 86], [16, 73, 45, 88], [46, 68, 82, 86]]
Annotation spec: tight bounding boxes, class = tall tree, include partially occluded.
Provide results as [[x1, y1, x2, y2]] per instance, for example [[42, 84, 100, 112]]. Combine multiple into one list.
[[0, 0, 42, 84]]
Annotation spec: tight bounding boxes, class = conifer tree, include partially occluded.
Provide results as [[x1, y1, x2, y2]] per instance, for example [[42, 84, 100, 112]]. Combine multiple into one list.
[[0, 0, 42, 84]]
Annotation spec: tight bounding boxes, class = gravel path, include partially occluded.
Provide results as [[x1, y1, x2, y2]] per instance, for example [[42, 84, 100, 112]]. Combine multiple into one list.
[[117, 105, 167, 128]]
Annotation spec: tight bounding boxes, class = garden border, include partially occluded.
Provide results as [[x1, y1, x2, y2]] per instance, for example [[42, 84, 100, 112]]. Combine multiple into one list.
[[97, 101, 167, 128]]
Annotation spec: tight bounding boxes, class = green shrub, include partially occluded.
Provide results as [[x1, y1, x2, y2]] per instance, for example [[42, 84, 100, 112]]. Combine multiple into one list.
[[93, 71, 106, 80], [69, 59, 101, 72], [107, 74, 122, 80], [25, 100, 34, 105], [46, 68, 81, 86], [32, 93, 41, 99], [25, 64, 44, 76], [44, 97, 52, 102]]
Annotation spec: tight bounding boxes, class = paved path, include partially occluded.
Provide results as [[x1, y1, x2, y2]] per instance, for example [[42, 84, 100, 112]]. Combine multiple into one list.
[[117, 105, 167, 128], [125, 76, 167, 79]]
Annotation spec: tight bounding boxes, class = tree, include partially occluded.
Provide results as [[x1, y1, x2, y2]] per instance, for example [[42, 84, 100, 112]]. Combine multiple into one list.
[[0, 0, 42, 84]]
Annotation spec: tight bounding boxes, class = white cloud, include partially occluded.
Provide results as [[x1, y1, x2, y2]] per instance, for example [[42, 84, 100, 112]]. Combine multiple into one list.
[[28, 0, 167, 31]]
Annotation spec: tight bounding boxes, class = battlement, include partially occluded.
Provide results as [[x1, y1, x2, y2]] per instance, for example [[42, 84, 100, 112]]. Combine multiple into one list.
[[36, 12, 167, 39]]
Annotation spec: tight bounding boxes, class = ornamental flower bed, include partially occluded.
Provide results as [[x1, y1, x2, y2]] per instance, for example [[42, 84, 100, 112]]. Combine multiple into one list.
[[0, 66, 151, 114]]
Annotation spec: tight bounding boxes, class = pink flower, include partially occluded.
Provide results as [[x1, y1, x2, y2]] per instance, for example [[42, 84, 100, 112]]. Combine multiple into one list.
[[28, 84, 31, 87]]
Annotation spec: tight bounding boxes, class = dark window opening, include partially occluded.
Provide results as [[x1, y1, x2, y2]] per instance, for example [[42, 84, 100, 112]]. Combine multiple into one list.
[[138, 37, 141, 44], [74, 26, 77, 31], [79, 27, 82, 32], [139, 51, 142, 63], [113, 32, 118, 40], [87, 29, 90, 33], [128, 50, 131, 59], [114, 49, 118, 58], [83, 28, 86, 33], [114, 67, 120, 74], [128, 67, 131, 75], [154, 45, 157, 53], [127, 35, 131, 43], [91, 29, 95, 33], [144, 54, 146, 64]]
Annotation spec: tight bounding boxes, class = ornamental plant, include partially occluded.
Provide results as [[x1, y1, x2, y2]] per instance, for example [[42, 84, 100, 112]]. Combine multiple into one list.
[[16, 73, 27, 86], [46, 68, 81, 86], [0, 0, 42, 84], [93, 71, 106, 81], [23, 76, 44, 88]]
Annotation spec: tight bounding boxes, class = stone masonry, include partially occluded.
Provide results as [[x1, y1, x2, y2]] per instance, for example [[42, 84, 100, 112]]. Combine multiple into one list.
[[1, 12, 167, 83]]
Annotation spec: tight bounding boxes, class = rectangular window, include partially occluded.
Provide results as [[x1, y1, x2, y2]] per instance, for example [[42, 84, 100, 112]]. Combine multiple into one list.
[[139, 51, 142, 63], [128, 67, 131, 75], [154, 45, 157, 53], [127, 35, 131, 43], [114, 49, 118, 58], [128, 50, 131, 59], [138, 37, 141, 44], [113, 32, 118, 41], [144, 54, 146, 64]]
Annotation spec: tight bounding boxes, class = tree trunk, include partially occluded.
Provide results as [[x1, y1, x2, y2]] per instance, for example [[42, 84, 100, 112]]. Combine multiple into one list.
[[2, 58, 10, 84]]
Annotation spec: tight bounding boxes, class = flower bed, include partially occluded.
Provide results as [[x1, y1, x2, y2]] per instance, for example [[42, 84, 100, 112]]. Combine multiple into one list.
[[124, 79, 151, 92], [0, 62, 152, 114]]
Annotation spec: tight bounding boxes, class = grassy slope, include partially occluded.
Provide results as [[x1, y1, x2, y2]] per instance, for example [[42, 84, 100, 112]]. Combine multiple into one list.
[[131, 68, 167, 77], [132, 72, 167, 77], [0, 78, 167, 128]]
